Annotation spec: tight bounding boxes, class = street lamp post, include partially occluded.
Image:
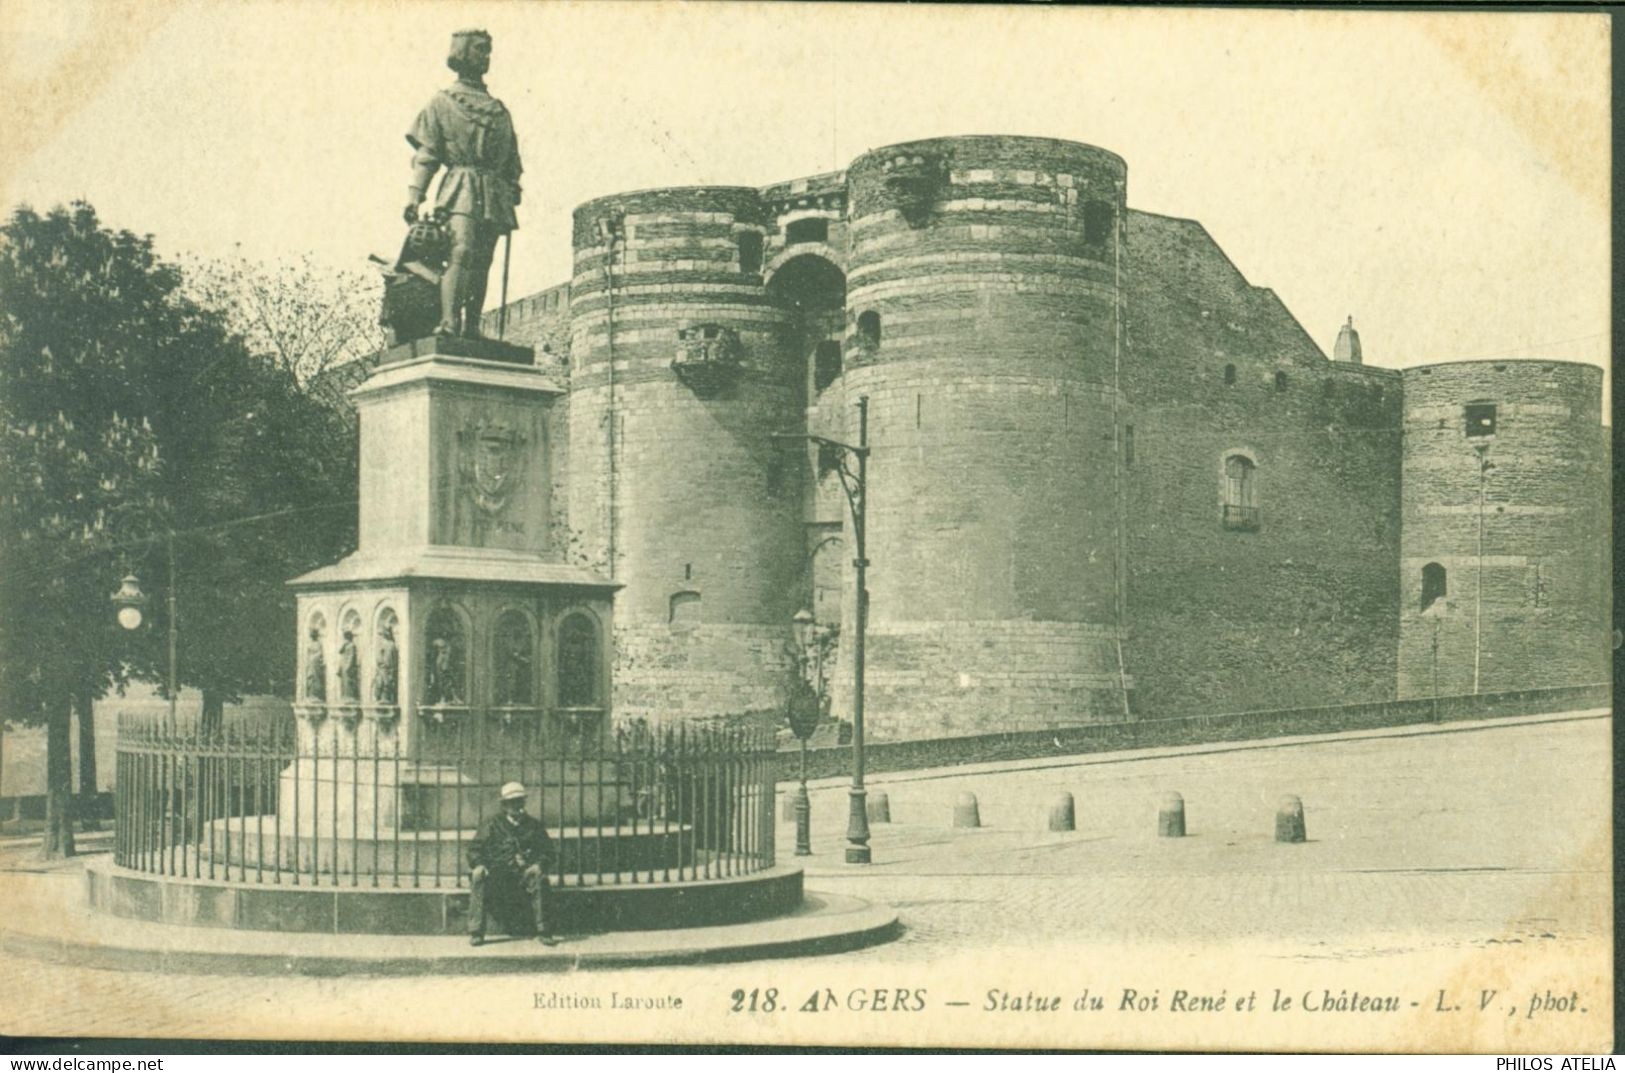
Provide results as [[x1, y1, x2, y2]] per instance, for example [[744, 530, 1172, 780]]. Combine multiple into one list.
[[776, 396, 872, 865], [1430, 612, 1441, 723], [1472, 443, 1493, 695], [110, 533, 179, 726], [788, 609, 817, 857]]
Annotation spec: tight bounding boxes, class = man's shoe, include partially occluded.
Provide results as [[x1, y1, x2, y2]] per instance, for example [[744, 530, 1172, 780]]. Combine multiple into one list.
[[539, 934, 560, 946], [469, 934, 484, 947]]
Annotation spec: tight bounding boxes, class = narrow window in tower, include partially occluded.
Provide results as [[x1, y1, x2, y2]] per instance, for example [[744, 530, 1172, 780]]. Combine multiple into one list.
[[1275, 370, 1289, 392], [1124, 424, 1135, 465], [1083, 201, 1114, 244], [1464, 402, 1497, 438], [857, 310, 881, 348], [1223, 363, 1237, 385], [737, 231, 763, 275], [1221, 454, 1258, 530], [1420, 562, 1448, 612], [814, 340, 842, 391], [786, 218, 828, 246]]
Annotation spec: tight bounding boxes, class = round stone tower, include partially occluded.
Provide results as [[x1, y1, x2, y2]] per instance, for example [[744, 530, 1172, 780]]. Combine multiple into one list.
[[841, 135, 1133, 738], [569, 187, 804, 720], [1397, 359, 1608, 698]]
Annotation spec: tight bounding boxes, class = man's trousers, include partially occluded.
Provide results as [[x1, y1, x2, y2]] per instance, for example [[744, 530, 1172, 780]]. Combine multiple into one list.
[[469, 864, 550, 938]]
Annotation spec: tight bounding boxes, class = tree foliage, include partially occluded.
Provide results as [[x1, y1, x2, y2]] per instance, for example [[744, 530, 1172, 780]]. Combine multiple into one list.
[[182, 251, 384, 392], [0, 206, 170, 713], [0, 203, 364, 854]]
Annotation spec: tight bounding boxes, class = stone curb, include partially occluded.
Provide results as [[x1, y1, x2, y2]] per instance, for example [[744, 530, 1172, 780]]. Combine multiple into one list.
[[788, 708, 1610, 794], [1, 891, 900, 977]]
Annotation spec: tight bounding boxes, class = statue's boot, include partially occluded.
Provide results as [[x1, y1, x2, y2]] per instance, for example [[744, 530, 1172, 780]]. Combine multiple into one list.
[[439, 257, 467, 337], [461, 258, 491, 339]]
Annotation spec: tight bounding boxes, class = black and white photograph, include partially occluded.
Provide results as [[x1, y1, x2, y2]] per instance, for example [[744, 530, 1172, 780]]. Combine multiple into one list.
[[0, 1, 1612, 1054]]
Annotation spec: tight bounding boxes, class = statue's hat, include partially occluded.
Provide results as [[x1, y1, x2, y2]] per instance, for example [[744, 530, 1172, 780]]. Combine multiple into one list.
[[448, 28, 490, 66]]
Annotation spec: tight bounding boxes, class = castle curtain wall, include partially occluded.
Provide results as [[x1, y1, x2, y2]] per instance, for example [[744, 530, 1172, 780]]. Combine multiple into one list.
[[1120, 211, 1405, 717], [465, 137, 1608, 740]]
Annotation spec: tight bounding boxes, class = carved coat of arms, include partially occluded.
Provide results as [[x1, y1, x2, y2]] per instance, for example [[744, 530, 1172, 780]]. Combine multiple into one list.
[[457, 419, 526, 516]]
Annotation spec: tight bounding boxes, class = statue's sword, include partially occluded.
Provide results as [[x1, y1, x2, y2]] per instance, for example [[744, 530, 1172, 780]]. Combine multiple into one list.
[[498, 231, 512, 340]]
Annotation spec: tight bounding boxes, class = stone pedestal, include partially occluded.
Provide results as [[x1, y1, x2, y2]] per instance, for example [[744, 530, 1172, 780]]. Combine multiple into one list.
[[284, 340, 620, 857]]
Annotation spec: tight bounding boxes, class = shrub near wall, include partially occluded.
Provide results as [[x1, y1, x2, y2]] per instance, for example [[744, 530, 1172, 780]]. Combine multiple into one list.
[[776, 683, 1609, 784]]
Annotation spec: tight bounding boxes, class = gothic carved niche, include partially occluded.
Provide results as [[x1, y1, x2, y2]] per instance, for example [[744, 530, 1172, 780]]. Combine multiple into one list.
[[879, 153, 946, 228], [423, 606, 467, 712], [371, 607, 400, 713], [456, 419, 527, 517], [671, 322, 743, 397], [337, 610, 363, 705], [493, 610, 535, 708], [302, 613, 327, 703]]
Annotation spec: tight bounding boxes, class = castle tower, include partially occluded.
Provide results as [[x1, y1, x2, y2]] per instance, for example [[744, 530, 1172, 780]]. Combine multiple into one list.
[[1398, 360, 1609, 697], [1333, 316, 1363, 363], [841, 135, 1133, 739], [568, 188, 806, 720]]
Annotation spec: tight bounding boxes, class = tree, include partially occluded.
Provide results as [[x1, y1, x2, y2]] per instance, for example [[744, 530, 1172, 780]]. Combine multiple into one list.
[[0, 204, 364, 856], [176, 252, 377, 727], [0, 204, 168, 856], [182, 251, 384, 392]]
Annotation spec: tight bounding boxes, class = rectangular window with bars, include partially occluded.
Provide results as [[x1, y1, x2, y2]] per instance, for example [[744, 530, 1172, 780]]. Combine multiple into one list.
[[1465, 402, 1497, 438]]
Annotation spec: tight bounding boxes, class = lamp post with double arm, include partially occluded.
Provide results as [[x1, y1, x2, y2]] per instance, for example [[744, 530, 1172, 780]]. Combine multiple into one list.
[[776, 395, 871, 865]]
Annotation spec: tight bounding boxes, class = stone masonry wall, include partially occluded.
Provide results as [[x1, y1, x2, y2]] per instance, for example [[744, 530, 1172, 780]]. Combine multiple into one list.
[[1398, 360, 1609, 696], [480, 136, 1607, 739], [1121, 211, 1404, 716], [841, 136, 1133, 739], [568, 188, 805, 720]]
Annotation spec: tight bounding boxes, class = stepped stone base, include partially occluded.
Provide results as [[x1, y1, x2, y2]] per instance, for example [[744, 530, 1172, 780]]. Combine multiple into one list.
[[197, 818, 686, 877], [85, 858, 801, 935]]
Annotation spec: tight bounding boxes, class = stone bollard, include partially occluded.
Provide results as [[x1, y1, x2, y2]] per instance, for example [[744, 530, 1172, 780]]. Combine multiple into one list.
[[1157, 791, 1186, 837], [952, 791, 981, 828], [1275, 794, 1307, 844], [867, 791, 891, 823], [1048, 792, 1075, 832]]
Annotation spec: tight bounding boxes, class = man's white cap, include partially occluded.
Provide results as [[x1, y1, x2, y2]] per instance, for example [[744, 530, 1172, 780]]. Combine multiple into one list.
[[499, 781, 526, 801]]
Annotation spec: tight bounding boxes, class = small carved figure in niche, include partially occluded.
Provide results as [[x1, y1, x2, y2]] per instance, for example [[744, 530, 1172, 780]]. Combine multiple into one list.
[[425, 637, 464, 705], [302, 626, 327, 702], [337, 629, 361, 702], [495, 618, 533, 706], [372, 621, 399, 704]]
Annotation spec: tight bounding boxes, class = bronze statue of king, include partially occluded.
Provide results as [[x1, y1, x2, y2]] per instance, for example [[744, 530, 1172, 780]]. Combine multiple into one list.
[[404, 29, 522, 339]]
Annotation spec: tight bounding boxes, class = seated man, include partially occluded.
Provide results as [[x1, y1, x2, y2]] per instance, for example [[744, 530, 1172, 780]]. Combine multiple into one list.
[[468, 781, 557, 946]]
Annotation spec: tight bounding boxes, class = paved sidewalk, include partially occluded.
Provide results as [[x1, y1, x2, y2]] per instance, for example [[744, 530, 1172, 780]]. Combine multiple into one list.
[[1, 866, 896, 975], [780, 711, 1610, 959], [0, 711, 1608, 1046]]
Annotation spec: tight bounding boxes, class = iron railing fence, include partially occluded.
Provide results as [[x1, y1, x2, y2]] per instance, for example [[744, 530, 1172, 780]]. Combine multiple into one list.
[[114, 710, 777, 889]]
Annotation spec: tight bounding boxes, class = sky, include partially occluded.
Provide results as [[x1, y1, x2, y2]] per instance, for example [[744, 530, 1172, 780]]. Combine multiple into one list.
[[1, 1, 1610, 387]]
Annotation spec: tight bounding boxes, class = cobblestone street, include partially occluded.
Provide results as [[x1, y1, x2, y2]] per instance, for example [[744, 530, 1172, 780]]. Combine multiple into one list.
[[1, 713, 1609, 1048]]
